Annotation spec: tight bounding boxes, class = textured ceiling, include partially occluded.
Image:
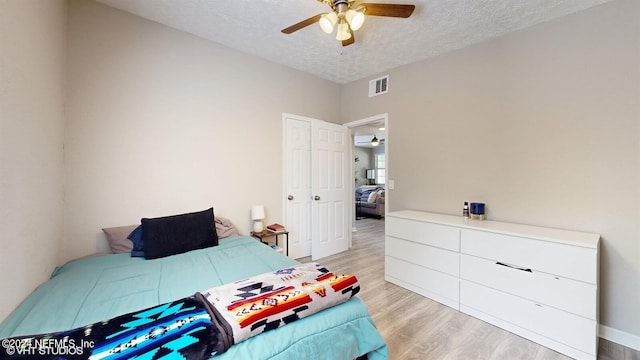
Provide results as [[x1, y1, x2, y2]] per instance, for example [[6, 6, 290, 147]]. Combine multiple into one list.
[[96, 0, 612, 84]]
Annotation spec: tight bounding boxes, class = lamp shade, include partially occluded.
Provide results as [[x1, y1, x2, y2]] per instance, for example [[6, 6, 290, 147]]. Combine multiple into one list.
[[346, 9, 365, 31], [251, 205, 265, 220], [336, 21, 351, 41], [319, 12, 337, 34]]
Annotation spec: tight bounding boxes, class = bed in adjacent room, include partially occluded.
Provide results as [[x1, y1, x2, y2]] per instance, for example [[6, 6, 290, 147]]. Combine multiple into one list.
[[0, 209, 387, 359]]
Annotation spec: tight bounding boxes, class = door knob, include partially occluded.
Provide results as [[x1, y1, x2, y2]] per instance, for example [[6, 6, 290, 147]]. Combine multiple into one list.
[[288, 195, 294, 200], [314, 195, 321, 201]]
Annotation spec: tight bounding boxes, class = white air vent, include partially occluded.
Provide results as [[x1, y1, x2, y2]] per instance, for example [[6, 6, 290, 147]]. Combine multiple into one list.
[[369, 75, 389, 97]]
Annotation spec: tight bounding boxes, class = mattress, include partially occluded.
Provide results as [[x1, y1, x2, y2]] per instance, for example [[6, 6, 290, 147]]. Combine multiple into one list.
[[0, 236, 388, 359]]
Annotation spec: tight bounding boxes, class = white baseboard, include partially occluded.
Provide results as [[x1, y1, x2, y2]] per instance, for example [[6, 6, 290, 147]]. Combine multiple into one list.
[[600, 325, 640, 351]]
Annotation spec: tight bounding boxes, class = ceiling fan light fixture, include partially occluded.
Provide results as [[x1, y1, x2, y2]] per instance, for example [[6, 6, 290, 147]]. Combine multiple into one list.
[[346, 9, 365, 31], [336, 20, 351, 41], [371, 136, 380, 146], [319, 12, 337, 34]]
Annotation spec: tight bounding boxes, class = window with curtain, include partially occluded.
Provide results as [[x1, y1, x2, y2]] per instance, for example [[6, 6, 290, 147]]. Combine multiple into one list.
[[375, 154, 385, 185]]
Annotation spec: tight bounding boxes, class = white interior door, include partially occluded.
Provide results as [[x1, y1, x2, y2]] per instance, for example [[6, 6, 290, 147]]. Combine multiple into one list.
[[284, 117, 311, 259], [283, 114, 350, 260], [311, 120, 350, 260]]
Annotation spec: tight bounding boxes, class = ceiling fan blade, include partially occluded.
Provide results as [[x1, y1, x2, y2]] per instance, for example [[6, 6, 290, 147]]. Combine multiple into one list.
[[361, 3, 415, 18], [281, 14, 323, 34], [342, 26, 355, 46]]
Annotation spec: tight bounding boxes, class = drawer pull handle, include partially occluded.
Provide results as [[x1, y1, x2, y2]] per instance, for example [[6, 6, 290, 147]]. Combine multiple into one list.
[[496, 261, 532, 273]]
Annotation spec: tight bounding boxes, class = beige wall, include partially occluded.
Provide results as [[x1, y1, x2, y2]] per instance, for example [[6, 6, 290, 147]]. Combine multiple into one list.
[[342, 0, 640, 339], [0, 1, 66, 321], [65, 0, 341, 261]]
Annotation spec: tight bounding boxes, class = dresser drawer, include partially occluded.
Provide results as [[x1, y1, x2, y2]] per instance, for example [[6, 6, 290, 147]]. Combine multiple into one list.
[[460, 229, 597, 284], [385, 256, 459, 308], [386, 216, 459, 251], [460, 254, 596, 319], [460, 280, 597, 356], [386, 236, 459, 276]]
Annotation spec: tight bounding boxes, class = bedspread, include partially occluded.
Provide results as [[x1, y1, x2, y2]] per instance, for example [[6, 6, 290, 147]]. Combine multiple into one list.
[[0, 236, 388, 360], [0, 263, 362, 359]]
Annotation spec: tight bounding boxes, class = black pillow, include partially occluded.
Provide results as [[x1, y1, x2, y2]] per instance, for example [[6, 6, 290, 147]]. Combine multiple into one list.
[[141, 208, 218, 260]]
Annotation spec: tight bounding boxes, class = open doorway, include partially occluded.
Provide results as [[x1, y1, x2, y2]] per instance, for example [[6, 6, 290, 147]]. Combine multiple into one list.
[[344, 114, 388, 235]]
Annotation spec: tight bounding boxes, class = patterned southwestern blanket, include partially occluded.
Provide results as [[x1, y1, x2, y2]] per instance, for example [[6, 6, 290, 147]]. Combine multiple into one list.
[[202, 262, 360, 344], [0, 294, 230, 360], [0, 263, 359, 360]]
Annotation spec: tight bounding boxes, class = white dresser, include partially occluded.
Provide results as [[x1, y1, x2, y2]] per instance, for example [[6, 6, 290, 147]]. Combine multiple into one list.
[[385, 210, 600, 360]]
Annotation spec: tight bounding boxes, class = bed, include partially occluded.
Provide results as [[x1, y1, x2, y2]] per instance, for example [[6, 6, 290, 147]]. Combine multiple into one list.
[[0, 234, 388, 359]]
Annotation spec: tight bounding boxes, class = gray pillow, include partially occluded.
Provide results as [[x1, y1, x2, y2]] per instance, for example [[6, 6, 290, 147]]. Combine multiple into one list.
[[215, 216, 239, 238], [102, 225, 136, 253]]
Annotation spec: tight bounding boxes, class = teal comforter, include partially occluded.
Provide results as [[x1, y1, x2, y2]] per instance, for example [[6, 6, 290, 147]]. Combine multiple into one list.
[[0, 236, 388, 359]]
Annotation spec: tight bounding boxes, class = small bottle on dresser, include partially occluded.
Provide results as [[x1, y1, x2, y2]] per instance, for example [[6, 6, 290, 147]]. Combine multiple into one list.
[[463, 202, 469, 218]]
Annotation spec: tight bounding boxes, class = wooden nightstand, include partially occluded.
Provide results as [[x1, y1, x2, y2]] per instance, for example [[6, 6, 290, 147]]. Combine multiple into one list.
[[251, 230, 289, 256]]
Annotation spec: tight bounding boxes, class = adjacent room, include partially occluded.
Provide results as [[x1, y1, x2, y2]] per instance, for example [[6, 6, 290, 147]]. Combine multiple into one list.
[[1, 0, 639, 359]]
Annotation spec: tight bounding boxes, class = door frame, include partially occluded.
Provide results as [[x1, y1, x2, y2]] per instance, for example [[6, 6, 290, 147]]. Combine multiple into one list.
[[344, 113, 389, 239]]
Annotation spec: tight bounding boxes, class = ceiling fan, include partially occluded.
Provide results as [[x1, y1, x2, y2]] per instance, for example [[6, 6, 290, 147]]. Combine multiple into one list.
[[281, 0, 415, 46], [357, 136, 385, 146]]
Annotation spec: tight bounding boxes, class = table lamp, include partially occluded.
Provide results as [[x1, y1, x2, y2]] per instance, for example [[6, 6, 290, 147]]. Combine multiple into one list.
[[251, 205, 265, 232]]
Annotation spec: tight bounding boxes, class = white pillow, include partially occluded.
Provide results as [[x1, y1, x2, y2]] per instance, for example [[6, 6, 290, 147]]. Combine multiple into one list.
[[368, 191, 379, 203]]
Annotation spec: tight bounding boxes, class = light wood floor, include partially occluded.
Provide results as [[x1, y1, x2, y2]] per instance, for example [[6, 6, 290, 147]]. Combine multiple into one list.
[[301, 218, 640, 360]]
